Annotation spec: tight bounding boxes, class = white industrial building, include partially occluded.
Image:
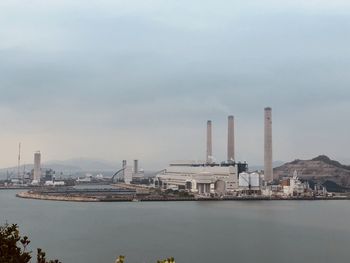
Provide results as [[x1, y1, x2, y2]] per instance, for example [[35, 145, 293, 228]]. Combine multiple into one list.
[[123, 165, 133, 184], [44, 180, 65, 186], [282, 171, 310, 196], [155, 116, 249, 195], [119, 159, 145, 184], [155, 161, 241, 194]]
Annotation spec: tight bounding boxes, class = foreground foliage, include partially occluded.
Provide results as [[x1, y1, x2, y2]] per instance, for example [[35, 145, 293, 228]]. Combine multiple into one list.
[[1, 223, 174, 263], [0, 223, 60, 263]]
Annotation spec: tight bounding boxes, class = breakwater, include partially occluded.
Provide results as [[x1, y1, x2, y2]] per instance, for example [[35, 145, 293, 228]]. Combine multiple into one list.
[[16, 191, 100, 202], [16, 190, 350, 202]]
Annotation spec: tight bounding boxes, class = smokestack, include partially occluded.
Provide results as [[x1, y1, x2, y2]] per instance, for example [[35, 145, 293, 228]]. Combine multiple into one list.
[[33, 151, 41, 182], [227, 115, 235, 162], [122, 160, 127, 177], [124, 166, 133, 184], [264, 107, 273, 182], [134, 160, 138, 174], [206, 120, 212, 164]]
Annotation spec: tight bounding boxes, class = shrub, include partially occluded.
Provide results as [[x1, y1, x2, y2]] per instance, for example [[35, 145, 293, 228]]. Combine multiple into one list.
[[0, 223, 60, 263]]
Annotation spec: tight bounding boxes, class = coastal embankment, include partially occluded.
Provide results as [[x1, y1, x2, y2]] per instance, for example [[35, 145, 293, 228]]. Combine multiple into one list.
[[16, 191, 100, 202], [16, 190, 350, 202]]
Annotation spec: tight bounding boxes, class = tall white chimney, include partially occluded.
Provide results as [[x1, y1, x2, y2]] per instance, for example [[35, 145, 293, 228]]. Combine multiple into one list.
[[227, 115, 235, 162], [264, 107, 273, 182], [122, 160, 127, 178], [134, 159, 139, 174], [206, 120, 212, 164], [33, 151, 41, 182]]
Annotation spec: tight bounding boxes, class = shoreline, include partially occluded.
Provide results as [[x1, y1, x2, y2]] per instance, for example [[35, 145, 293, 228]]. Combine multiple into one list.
[[16, 191, 100, 202], [16, 191, 350, 202]]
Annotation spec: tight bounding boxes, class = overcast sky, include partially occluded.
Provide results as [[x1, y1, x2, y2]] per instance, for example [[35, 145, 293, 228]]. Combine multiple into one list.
[[0, 0, 350, 169]]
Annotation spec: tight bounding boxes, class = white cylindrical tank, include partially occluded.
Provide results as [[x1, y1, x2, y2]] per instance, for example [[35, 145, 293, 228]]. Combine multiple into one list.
[[215, 180, 226, 195], [239, 172, 250, 187], [250, 172, 260, 187]]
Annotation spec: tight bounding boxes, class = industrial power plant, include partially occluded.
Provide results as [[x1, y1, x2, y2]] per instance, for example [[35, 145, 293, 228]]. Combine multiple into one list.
[[154, 115, 247, 195], [5, 107, 332, 201], [153, 107, 319, 198]]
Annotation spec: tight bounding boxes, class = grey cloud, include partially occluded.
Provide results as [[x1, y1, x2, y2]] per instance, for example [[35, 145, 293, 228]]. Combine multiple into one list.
[[0, 1, 350, 167]]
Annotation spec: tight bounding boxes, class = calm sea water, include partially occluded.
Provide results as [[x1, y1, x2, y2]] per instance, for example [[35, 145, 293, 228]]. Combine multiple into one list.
[[1, 190, 350, 263]]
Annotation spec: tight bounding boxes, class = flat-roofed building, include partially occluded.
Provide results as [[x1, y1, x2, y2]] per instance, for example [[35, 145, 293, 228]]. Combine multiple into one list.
[[155, 161, 246, 194]]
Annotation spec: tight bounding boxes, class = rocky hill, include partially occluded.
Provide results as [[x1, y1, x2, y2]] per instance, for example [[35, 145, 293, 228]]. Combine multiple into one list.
[[274, 155, 350, 190]]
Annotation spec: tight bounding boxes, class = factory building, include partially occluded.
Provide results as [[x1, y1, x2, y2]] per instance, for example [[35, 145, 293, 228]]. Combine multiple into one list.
[[120, 159, 145, 184], [281, 171, 310, 196], [155, 161, 244, 194], [123, 165, 133, 184], [155, 109, 330, 198], [44, 180, 65, 186], [155, 117, 248, 194]]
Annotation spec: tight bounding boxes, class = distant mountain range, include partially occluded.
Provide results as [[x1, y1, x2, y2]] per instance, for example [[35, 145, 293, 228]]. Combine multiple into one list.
[[0, 158, 118, 179], [45, 158, 117, 171], [274, 155, 350, 191]]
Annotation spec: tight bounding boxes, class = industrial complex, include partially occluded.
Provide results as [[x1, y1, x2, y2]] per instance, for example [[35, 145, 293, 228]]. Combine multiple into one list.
[[152, 108, 328, 198], [4, 107, 338, 201], [154, 115, 248, 194]]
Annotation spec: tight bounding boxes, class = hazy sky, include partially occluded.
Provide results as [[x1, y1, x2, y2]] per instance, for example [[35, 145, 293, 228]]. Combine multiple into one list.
[[1, 0, 350, 169]]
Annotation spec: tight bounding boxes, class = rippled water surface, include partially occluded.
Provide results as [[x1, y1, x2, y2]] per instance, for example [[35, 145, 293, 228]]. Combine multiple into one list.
[[1, 190, 350, 263]]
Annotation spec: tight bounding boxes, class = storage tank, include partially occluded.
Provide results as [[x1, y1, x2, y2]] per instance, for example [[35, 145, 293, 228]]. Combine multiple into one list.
[[215, 180, 226, 195], [250, 173, 260, 187], [239, 172, 250, 187], [239, 173, 261, 188]]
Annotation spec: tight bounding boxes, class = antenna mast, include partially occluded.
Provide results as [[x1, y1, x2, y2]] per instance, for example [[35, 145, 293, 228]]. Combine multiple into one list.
[[23, 163, 26, 184]]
